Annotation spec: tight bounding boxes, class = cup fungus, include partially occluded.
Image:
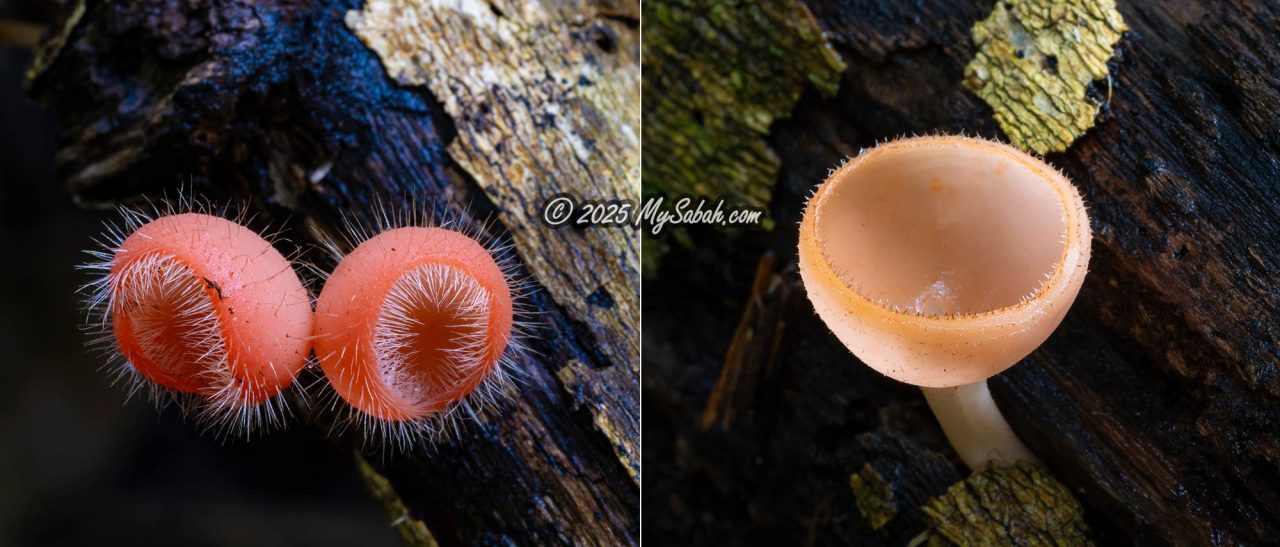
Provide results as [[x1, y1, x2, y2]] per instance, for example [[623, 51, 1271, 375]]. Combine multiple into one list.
[[313, 221, 522, 448], [83, 209, 314, 436], [798, 135, 1091, 471]]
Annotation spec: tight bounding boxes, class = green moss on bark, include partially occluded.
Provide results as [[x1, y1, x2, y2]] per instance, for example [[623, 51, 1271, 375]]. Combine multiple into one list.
[[849, 463, 897, 530], [641, 0, 845, 272], [963, 0, 1126, 154], [922, 462, 1091, 546]]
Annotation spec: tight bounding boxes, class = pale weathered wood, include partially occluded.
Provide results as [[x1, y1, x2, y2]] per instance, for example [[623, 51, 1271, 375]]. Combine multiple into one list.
[[346, 0, 641, 480]]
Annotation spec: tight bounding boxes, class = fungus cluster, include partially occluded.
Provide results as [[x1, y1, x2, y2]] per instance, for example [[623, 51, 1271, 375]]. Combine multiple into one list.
[[85, 203, 522, 446]]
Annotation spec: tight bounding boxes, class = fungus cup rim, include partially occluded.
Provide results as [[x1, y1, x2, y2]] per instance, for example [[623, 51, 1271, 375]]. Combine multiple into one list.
[[801, 135, 1090, 332]]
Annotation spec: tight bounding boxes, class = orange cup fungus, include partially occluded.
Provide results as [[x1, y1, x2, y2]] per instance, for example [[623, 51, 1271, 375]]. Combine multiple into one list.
[[798, 135, 1091, 469], [86, 211, 313, 435], [314, 226, 516, 445]]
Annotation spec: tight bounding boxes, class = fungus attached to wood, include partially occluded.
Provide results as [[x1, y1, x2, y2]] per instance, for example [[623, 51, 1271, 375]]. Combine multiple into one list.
[[798, 135, 1091, 470], [314, 223, 523, 449], [83, 210, 314, 436]]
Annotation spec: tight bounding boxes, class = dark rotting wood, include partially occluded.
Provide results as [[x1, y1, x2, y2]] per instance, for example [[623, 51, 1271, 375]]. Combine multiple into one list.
[[643, 0, 1280, 544], [27, 0, 641, 543]]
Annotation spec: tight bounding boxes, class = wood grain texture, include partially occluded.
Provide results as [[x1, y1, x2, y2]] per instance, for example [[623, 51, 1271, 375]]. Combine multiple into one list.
[[27, 0, 640, 542], [345, 0, 642, 483], [643, 0, 1280, 544]]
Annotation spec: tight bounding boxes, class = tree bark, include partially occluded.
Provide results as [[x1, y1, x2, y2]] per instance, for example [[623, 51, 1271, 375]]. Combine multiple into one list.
[[27, 0, 640, 543], [643, 0, 1280, 544]]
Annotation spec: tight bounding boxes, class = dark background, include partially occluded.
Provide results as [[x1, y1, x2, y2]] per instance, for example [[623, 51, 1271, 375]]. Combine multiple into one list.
[[0, 30, 397, 547]]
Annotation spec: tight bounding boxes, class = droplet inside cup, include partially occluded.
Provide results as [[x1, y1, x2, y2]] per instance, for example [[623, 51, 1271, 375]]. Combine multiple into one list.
[[914, 278, 958, 316]]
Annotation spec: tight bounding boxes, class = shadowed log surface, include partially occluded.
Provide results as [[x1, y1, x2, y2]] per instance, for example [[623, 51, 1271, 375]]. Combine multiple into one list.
[[26, 0, 640, 543], [643, 0, 1280, 544]]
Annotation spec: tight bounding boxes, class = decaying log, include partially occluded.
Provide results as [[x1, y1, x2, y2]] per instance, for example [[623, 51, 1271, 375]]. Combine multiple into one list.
[[26, 0, 639, 543], [643, 0, 1280, 544], [345, 4, 642, 479]]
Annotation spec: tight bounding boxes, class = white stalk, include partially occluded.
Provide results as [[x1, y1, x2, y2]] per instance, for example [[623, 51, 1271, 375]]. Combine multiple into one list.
[[921, 381, 1039, 471]]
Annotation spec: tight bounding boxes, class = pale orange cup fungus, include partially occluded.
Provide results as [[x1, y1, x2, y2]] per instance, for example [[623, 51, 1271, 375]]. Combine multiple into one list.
[[798, 135, 1091, 471]]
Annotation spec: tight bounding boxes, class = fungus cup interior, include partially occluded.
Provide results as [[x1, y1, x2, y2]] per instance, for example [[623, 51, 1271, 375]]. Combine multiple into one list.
[[112, 255, 221, 394], [377, 263, 493, 411], [315, 226, 514, 423], [817, 143, 1068, 316]]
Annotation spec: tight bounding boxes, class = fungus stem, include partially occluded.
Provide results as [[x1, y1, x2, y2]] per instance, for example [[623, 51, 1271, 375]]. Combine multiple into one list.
[[921, 381, 1039, 472]]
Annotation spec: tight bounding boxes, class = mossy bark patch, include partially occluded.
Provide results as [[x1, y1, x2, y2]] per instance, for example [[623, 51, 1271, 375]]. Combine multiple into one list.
[[849, 463, 897, 530], [922, 462, 1091, 545], [641, 0, 844, 210], [964, 0, 1126, 154]]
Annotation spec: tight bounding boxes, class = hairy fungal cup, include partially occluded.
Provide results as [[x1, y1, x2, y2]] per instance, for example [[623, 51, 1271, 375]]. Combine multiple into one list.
[[798, 135, 1091, 471], [83, 205, 314, 436], [313, 210, 525, 449]]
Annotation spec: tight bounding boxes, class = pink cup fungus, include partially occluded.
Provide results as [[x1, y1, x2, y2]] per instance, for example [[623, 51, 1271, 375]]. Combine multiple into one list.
[[84, 209, 314, 436], [312, 212, 525, 449]]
